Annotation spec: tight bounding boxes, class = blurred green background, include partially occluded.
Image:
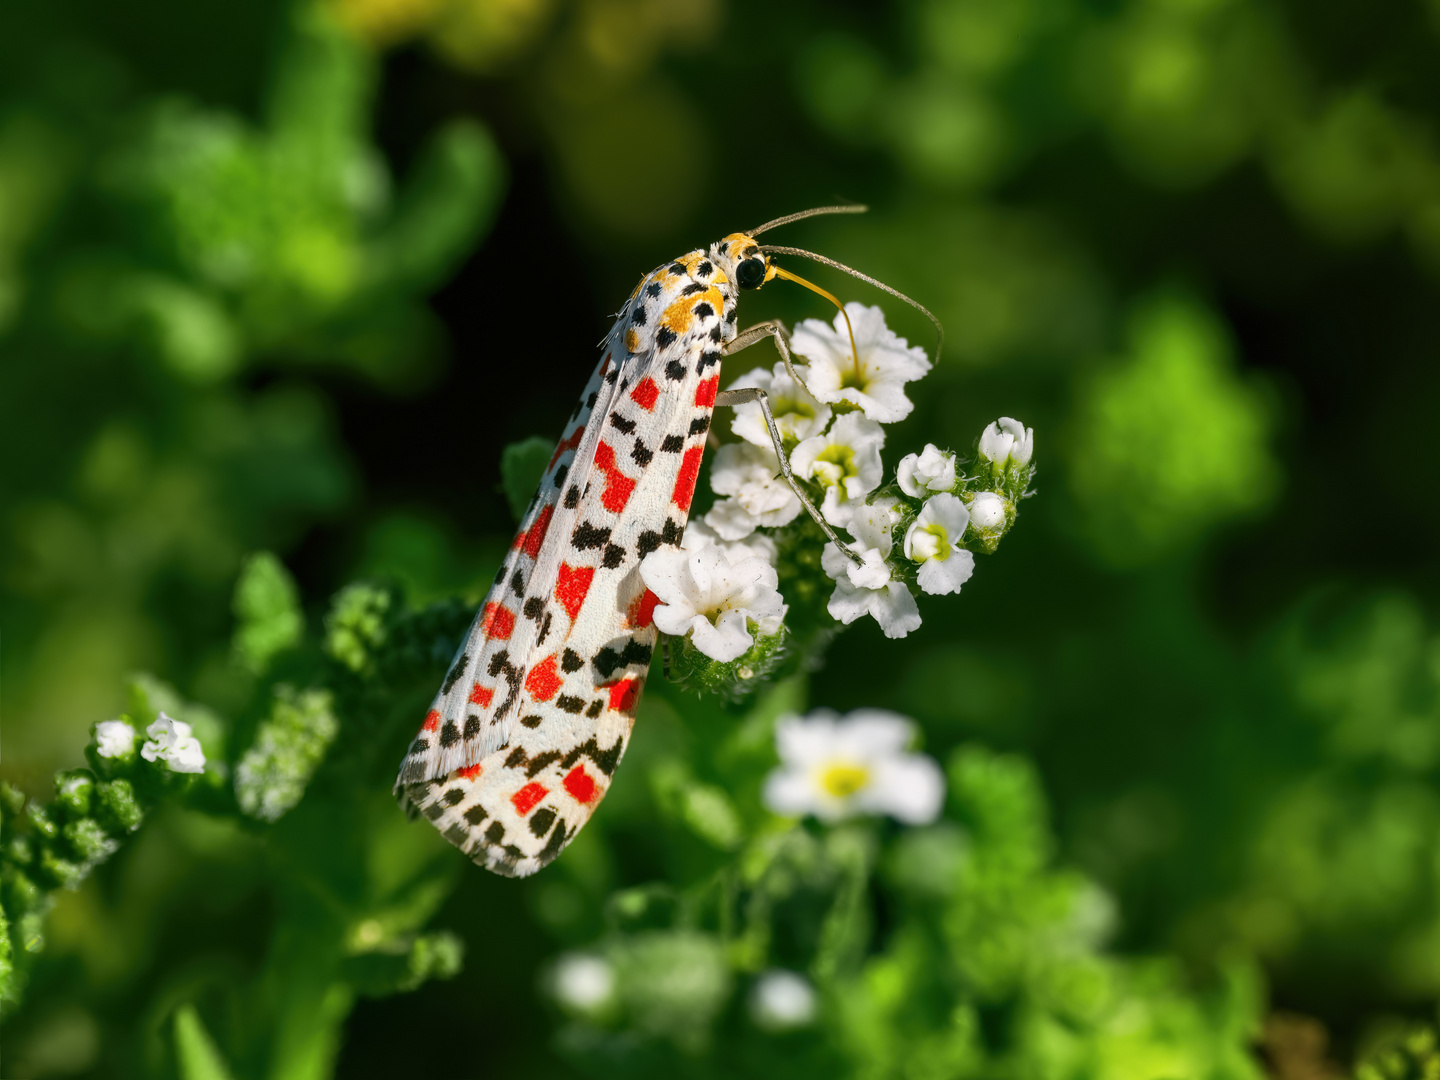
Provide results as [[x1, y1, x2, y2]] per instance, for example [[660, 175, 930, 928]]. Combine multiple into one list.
[[3, 0, 1440, 1076]]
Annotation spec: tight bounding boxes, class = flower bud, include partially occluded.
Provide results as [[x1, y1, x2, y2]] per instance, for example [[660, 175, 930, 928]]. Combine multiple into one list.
[[969, 492, 1007, 532], [978, 417, 1034, 470], [89, 720, 138, 778]]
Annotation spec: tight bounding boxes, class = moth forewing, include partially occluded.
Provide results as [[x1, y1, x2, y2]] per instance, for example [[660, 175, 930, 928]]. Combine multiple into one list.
[[396, 237, 760, 877]]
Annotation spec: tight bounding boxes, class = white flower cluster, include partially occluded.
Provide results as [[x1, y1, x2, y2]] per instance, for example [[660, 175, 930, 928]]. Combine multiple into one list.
[[635, 301, 1035, 661], [139, 712, 206, 774]]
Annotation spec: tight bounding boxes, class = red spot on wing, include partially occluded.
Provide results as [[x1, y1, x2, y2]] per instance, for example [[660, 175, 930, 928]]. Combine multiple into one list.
[[695, 376, 719, 408], [600, 677, 642, 713], [468, 682, 494, 707], [627, 588, 661, 629], [525, 655, 562, 702], [548, 425, 585, 471], [594, 441, 637, 513], [602, 472, 635, 513], [563, 766, 598, 805], [458, 763, 482, 780], [480, 602, 515, 640], [422, 710, 441, 732], [555, 563, 595, 621], [673, 446, 705, 510], [523, 504, 554, 561], [630, 377, 660, 410], [511, 782, 548, 815]]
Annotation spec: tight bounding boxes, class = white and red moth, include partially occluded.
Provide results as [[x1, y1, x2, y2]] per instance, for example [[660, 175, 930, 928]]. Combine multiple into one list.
[[396, 210, 881, 876]]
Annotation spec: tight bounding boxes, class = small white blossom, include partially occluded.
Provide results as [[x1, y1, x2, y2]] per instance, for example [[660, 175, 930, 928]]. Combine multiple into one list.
[[979, 417, 1034, 469], [749, 970, 818, 1031], [682, 518, 778, 567], [704, 442, 802, 540], [789, 303, 932, 422], [640, 546, 786, 662], [968, 491, 1007, 533], [551, 952, 616, 1015], [904, 494, 976, 596], [763, 709, 945, 824], [821, 497, 921, 638], [897, 443, 957, 498], [94, 720, 137, 759], [140, 712, 206, 774], [790, 413, 886, 525], [726, 362, 833, 447]]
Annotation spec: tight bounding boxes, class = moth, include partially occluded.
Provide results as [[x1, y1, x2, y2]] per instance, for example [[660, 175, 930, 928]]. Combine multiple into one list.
[[396, 206, 934, 876]]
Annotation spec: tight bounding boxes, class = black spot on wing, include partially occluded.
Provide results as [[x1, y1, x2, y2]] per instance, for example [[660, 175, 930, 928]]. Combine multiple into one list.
[[572, 522, 612, 549], [442, 654, 469, 694], [561, 733, 626, 777], [593, 639, 653, 679]]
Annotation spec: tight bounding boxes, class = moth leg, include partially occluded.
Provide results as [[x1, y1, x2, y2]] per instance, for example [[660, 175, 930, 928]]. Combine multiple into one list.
[[726, 320, 813, 397], [662, 636, 672, 681], [716, 325, 861, 563]]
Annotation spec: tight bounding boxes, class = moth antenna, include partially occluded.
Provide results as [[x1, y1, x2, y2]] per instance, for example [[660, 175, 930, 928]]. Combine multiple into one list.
[[748, 204, 867, 237], [767, 264, 860, 370], [761, 244, 944, 363]]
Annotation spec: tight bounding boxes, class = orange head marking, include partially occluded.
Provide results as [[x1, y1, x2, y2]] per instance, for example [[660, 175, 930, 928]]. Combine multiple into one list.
[[716, 231, 860, 365]]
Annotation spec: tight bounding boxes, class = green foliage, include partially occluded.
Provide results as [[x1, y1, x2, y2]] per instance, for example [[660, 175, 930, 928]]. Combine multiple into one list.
[[501, 436, 557, 522], [1068, 292, 1279, 565], [233, 552, 305, 674], [174, 1004, 237, 1080], [1356, 1026, 1440, 1080]]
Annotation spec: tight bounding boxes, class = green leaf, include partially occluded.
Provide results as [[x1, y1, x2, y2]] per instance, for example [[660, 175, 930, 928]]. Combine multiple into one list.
[[173, 1003, 236, 1080], [500, 437, 554, 522], [233, 552, 304, 674]]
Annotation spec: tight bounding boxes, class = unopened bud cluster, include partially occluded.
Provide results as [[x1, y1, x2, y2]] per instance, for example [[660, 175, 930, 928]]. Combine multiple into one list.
[[1, 711, 209, 964]]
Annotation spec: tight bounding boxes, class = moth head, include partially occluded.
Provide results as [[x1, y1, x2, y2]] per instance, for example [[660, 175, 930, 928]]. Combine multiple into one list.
[[717, 233, 772, 291]]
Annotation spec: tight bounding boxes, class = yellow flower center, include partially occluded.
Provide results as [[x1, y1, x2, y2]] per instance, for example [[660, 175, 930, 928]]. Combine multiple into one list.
[[818, 761, 871, 798], [813, 444, 855, 487], [777, 396, 816, 420], [911, 523, 951, 562]]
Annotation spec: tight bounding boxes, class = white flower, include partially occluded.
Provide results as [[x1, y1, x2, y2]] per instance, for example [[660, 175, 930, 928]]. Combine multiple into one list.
[[897, 443, 957, 498], [682, 518, 778, 567], [749, 970, 818, 1031], [821, 497, 921, 638], [639, 546, 786, 662], [968, 491, 1007, 533], [140, 712, 206, 774], [790, 413, 886, 526], [94, 720, 137, 759], [762, 709, 945, 824], [704, 442, 802, 540], [727, 362, 833, 447], [978, 417, 1034, 469], [788, 303, 932, 422], [904, 494, 976, 596], [551, 952, 616, 1015]]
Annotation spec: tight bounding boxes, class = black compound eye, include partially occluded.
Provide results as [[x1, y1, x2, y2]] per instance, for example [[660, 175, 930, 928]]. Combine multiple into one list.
[[736, 257, 766, 290]]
